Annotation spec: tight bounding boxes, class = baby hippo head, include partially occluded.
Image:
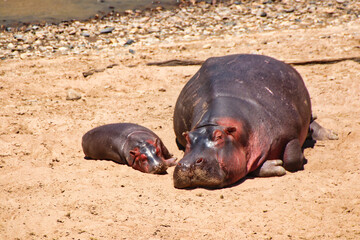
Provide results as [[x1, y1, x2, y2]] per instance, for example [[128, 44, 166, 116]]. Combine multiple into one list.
[[130, 139, 176, 174]]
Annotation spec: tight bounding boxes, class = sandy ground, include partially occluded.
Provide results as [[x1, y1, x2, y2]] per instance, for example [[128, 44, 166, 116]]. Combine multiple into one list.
[[1, 21, 360, 240]]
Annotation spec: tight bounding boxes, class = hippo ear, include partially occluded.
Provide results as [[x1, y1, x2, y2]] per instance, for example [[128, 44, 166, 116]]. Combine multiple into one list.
[[182, 131, 190, 143], [225, 126, 237, 135], [129, 148, 140, 157], [129, 150, 136, 157]]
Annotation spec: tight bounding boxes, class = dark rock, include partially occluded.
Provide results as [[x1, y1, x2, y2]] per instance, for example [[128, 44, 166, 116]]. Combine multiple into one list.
[[129, 49, 135, 54], [100, 27, 114, 34], [124, 39, 135, 46]]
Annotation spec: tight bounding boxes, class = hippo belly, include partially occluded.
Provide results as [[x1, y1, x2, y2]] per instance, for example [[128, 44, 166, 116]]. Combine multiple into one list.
[[173, 54, 312, 188]]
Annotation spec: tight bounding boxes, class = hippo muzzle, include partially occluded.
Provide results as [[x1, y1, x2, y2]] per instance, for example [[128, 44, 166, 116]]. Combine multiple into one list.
[[173, 156, 226, 188], [173, 127, 229, 188], [131, 141, 177, 174]]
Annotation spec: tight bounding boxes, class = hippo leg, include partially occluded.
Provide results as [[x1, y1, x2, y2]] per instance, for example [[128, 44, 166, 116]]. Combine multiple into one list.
[[282, 139, 304, 172], [253, 160, 286, 177], [310, 121, 338, 140]]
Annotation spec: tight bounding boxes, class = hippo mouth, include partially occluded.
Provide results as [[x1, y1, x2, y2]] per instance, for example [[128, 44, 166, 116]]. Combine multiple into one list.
[[173, 162, 226, 189]]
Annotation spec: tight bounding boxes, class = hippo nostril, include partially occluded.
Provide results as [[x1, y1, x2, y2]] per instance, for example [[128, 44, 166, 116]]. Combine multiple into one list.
[[196, 158, 204, 164]]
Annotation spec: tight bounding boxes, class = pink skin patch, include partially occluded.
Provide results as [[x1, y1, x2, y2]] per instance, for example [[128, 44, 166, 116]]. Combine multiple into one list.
[[129, 148, 150, 173], [215, 117, 248, 183]]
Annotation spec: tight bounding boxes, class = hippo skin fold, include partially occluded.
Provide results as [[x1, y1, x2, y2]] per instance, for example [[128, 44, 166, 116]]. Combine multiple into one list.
[[173, 54, 337, 189]]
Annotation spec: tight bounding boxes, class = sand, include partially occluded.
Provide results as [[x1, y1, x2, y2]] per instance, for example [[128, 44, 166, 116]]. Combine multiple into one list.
[[1, 20, 360, 239]]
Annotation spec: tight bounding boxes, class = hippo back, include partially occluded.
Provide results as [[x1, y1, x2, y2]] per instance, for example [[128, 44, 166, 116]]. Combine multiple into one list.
[[173, 54, 311, 147]]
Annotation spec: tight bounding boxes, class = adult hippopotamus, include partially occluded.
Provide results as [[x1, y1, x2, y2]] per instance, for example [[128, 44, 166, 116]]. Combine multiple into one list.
[[82, 123, 176, 174], [173, 54, 337, 188]]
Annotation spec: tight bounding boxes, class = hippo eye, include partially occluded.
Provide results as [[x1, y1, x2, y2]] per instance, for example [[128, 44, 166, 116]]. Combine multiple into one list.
[[155, 147, 160, 154]]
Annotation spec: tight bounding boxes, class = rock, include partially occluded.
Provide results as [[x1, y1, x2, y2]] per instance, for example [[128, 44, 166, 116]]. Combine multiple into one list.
[[124, 39, 135, 46], [258, 10, 267, 17], [58, 47, 68, 52], [81, 32, 90, 37], [100, 27, 115, 34], [83, 71, 94, 78], [14, 35, 25, 41], [66, 89, 81, 101], [202, 44, 212, 49], [129, 49, 135, 54], [283, 7, 295, 13], [7, 43, 15, 50], [34, 40, 42, 46]]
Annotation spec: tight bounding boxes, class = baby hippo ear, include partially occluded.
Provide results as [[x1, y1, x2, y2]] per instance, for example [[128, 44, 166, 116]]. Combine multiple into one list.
[[129, 150, 136, 157], [224, 126, 237, 135], [129, 148, 140, 157]]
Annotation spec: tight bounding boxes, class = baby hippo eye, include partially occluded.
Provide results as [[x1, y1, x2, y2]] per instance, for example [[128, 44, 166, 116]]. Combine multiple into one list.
[[155, 147, 160, 154]]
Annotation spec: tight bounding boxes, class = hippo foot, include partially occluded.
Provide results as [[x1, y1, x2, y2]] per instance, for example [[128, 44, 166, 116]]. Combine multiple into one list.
[[310, 121, 338, 140], [253, 160, 286, 177]]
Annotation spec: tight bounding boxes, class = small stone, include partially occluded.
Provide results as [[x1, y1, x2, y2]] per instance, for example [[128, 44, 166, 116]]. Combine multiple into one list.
[[14, 35, 24, 41], [202, 44, 212, 49], [7, 43, 15, 50], [283, 7, 295, 13], [58, 47, 68, 52], [336, 0, 345, 3], [257, 10, 267, 17], [66, 89, 81, 101], [68, 29, 76, 35], [34, 40, 42, 46], [81, 32, 90, 37], [129, 49, 135, 54], [124, 39, 135, 46], [100, 27, 115, 34], [158, 87, 166, 92], [83, 71, 94, 78]]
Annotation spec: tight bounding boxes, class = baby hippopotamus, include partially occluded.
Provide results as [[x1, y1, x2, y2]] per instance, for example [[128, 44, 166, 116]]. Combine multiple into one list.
[[173, 54, 337, 188], [82, 123, 176, 174]]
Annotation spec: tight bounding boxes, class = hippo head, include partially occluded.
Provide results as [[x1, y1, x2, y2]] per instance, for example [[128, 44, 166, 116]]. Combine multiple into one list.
[[130, 139, 177, 174], [173, 123, 248, 188]]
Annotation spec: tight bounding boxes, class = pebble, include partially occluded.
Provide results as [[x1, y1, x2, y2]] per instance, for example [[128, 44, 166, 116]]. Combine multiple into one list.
[[80, 32, 90, 37], [58, 47, 68, 52], [33, 40, 42, 46], [158, 87, 166, 92], [7, 43, 15, 50], [257, 10, 267, 17], [14, 34, 24, 41], [124, 39, 135, 46], [100, 27, 115, 34], [202, 44, 212, 49], [66, 89, 82, 101], [0, 0, 358, 60]]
